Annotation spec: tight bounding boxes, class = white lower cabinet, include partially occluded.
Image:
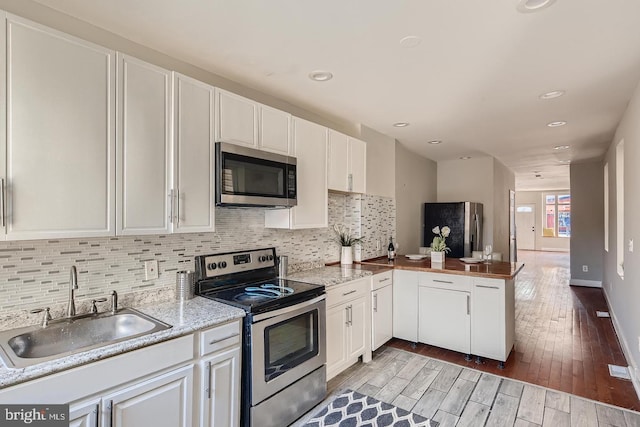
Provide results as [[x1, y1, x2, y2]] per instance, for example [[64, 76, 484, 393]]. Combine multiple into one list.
[[326, 278, 370, 380], [471, 277, 515, 362], [196, 319, 241, 427], [101, 365, 193, 427], [392, 270, 419, 342], [69, 399, 99, 427], [418, 286, 470, 355], [371, 271, 393, 351]]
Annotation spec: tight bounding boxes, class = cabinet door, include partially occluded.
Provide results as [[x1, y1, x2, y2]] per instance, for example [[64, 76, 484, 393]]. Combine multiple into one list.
[[348, 137, 366, 193], [102, 365, 193, 427], [200, 346, 241, 427], [326, 303, 348, 380], [392, 270, 418, 342], [418, 286, 470, 354], [327, 130, 349, 192], [116, 54, 172, 235], [215, 89, 258, 147], [5, 15, 116, 240], [69, 399, 99, 427], [174, 74, 215, 233], [347, 297, 367, 359], [372, 284, 393, 351], [259, 105, 291, 155], [471, 278, 510, 361]]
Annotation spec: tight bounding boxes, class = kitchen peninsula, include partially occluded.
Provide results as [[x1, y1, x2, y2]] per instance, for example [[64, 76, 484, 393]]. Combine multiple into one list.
[[361, 257, 524, 367]]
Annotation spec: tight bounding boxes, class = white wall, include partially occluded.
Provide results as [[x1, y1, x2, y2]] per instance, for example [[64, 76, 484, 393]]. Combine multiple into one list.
[[437, 156, 514, 257], [361, 125, 395, 199], [515, 191, 571, 252], [603, 78, 640, 396], [395, 142, 437, 254]]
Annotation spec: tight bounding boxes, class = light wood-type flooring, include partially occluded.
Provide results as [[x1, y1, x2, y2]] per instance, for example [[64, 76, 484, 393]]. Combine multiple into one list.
[[292, 346, 640, 427], [389, 251, 640, 411]]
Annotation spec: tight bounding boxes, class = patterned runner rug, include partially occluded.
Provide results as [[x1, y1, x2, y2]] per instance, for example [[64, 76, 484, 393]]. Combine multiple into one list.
[[303, 389, 438, 427]]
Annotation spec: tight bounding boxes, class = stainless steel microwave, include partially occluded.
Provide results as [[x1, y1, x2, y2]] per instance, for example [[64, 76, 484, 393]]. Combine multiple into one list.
[[215, 142, 297, 208]]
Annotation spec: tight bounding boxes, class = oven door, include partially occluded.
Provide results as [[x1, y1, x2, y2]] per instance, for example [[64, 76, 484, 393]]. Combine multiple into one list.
[[250, 295, 326, 405], [216, 142, 297, 207]]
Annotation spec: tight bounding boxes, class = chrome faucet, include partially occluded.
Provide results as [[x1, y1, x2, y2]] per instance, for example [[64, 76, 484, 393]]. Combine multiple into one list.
[[67, 266, 78, 317]]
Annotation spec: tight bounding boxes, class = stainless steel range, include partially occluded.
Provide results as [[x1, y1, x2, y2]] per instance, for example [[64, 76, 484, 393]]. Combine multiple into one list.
[[195, 248, 326, 427]]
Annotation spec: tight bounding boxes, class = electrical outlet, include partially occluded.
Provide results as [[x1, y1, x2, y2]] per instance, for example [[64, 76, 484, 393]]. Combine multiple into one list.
[[629, 239, 634, 253], [582, 265, 589, 272], [144, 260, 159, 280], [376, 239, 381, 251]]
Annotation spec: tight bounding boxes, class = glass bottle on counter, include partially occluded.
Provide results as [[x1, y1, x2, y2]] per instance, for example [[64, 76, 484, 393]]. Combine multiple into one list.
[[387, 237, 395, 261]]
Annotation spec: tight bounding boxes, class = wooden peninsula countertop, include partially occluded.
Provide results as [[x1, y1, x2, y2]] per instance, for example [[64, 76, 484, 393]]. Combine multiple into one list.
[[359, 256, 524, 280]]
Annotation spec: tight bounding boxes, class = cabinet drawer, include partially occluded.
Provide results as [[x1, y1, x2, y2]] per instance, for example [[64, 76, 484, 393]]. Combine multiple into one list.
[[199, 321, 241, 356], [418, 272, 470, 292], [326, 278, 367, 308], [371, 270, 393, 291]]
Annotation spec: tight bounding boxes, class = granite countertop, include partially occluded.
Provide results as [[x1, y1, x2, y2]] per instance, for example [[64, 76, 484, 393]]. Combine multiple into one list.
[[285, 265, 374, 287], [361, 256, 525, 280], [0, 297, 245, 389]]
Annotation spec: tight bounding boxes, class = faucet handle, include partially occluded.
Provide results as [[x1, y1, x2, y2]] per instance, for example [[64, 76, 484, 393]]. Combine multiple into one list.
[[90, 298, 108, 314], [30, 307, 52, 327]]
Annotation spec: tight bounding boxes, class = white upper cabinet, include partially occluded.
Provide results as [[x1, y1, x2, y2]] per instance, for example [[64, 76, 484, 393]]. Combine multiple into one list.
[[116, 54, 172, 235], [215, 89, 259, 148], [259, 105, 291, 155], [349, 137, 366, 193], [173, 73, 215, 233], [2, 14, 116, 240], [327, 130, 366, 193], [215, 88, 291, 155], [264, 117, 327, 229]]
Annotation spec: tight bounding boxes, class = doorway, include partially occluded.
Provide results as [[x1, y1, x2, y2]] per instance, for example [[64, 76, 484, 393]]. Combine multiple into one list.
[[516, 204, 536, 250]]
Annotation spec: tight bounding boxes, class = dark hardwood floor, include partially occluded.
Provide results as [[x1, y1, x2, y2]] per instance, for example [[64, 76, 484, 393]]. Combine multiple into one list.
[[388, 250, 640, 411]]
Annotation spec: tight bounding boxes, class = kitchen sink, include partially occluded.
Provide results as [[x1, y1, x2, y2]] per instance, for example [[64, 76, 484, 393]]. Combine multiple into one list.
[[0, 308, 172, 368]]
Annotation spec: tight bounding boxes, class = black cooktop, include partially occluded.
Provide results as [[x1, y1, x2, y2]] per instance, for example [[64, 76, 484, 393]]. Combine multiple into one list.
[[198, 278, 324, 314]]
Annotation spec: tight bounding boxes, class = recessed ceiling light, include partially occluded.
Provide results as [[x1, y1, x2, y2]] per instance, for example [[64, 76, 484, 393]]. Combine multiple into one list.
[[554, 145, 570, 150], [516, 0, 556, 13], [308, 71, 333, 82], [459, 156, 472, 160], [547, 121, 567, 127], [539, 90, 565, 100], [399, 36, 422, 48], [428, 140, 442, 145], [393, 122, 410, 127]]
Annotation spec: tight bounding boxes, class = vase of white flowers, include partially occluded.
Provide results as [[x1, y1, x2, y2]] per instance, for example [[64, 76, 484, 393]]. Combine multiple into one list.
[[430, 225, 451, 263], [333, 224, 363, 265]]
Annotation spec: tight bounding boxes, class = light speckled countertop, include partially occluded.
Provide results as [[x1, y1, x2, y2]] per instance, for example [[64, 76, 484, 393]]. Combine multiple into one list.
[[285, 265, 373, 287], [0, 297, 245, 389]]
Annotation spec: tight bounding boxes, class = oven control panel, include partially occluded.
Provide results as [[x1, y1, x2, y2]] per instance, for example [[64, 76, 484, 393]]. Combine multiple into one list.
[[197, 248, 276, 278]]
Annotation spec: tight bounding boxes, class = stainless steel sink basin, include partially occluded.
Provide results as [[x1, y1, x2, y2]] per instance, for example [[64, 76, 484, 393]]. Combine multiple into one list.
[[0, 308, 172, 368]]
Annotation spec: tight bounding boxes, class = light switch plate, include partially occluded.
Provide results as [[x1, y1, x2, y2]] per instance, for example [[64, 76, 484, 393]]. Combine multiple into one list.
[[629, 239, 634, 253], [145, 260, 159, 280]]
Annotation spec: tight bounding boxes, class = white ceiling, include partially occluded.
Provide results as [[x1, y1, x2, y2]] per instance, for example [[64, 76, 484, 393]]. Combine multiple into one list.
[[33, 0, 640, 190]]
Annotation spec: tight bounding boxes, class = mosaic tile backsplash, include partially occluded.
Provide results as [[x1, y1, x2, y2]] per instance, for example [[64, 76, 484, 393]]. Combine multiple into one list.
[[0, 193, 395, 313]]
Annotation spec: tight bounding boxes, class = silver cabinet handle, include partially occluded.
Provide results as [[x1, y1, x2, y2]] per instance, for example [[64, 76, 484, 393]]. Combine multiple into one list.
[[476, 284, 499, 290], [0, 178, 4, 228], [108, 401, 114, 427], [168, 190, 174, 224], [433, 279, 453, 284], [349, 305, 353, 325], [175, 189, 180, 224], [378, 277, 390, 283], [208, 332, 239, 345], [342, 289, 357, 296], [345, 305, 350, 326], [466, 295, 470, 315], [207, 362, 213, 399], [373, 293, 378, 312]]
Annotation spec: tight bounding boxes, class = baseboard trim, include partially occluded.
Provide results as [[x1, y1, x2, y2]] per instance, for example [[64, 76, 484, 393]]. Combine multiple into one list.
[[603, 289, 640, 400], [569, 279, 603, 288], [540, 247, 570, 252]]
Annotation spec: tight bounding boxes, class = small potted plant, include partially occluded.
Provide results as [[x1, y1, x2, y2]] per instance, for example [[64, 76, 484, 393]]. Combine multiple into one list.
[[333, 224, 362, 265], [430, 225, 451, 263]]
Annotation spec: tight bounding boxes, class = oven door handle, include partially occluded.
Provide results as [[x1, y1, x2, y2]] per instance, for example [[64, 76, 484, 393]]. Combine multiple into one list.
[[252, 294, 325, 322]]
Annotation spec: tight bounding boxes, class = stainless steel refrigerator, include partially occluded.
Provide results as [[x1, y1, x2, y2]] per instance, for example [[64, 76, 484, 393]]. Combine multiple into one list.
[[423, 202, 483, 258]]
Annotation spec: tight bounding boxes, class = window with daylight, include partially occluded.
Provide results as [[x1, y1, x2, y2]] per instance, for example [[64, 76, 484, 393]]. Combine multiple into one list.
[[543, 193, 571, 237]]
